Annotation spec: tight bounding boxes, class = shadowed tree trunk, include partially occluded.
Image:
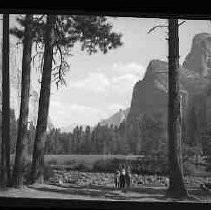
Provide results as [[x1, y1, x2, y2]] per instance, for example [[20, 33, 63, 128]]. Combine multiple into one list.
[[12, 14, 33, 187], [30, 15, 56, 184], [1, 14, 10, 187], [167, 18, 188, 198]]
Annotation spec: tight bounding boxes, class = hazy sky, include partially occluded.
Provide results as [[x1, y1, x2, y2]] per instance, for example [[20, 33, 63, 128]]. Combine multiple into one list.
[[6, 16, 211, 128]]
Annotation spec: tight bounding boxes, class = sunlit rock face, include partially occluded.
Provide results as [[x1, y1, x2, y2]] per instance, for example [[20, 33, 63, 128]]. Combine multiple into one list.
[[126, 60, 168, 131], [131, 59, 168, 114], [183, 33, 211, 77], [126, 33, 211, 153], [125, 60, 169, 154], [182, 33, 211, 143]]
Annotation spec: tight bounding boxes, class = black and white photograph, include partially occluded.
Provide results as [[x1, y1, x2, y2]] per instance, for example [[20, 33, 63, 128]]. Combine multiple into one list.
[[0, 10, 211, 207]]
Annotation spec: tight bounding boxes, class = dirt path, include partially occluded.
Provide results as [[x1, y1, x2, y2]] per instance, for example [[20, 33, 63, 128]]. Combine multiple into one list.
[[0, 183, 210, 203]]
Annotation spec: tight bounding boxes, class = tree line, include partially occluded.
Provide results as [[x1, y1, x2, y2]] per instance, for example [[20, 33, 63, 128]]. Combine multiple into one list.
[[43, 114, 169, 156], [0, 113, 167, 156], [45, 121, 146, 155]]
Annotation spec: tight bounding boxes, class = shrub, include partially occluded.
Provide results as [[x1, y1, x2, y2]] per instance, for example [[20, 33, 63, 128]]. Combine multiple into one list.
[[47, 159, 57, 165], [92, 158, 124, 173], [64, 160, 76, 166], [23, 162, 55, 183], [73, 162, 90, 172], [130, 156, 169, 176], [44, 164, 55, 181], [183, 160, 198, 176]]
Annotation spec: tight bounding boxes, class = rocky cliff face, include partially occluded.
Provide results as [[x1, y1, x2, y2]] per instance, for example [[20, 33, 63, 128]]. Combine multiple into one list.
[[126, 33, 211, 154], [181, 33, 211, 144], [125, 60, 169, 154], [183, 33, 211, 77]]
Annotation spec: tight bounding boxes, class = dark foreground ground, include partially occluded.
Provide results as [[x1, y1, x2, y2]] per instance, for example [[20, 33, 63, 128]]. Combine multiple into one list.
[[0, 182, 211, 203]]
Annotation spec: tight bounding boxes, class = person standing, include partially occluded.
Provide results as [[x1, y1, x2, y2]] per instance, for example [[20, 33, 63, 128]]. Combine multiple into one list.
[[114, 170, 120, 188], [125, 166, 131, 191], [120, 165, 126, 190]]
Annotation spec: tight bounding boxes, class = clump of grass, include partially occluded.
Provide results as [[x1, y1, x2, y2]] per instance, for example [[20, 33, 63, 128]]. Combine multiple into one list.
[[73, 162, 90, 172], [92, 158, 124, 173]]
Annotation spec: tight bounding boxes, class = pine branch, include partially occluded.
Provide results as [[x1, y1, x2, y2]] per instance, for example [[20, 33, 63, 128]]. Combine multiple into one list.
[[147, 25, 168, 34]]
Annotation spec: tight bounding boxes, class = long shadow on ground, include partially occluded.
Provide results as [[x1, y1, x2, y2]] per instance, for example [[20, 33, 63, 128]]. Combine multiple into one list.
[[27, 182, 211, 202], [187, 188, 211, 201], [28, 184, 201, 202]]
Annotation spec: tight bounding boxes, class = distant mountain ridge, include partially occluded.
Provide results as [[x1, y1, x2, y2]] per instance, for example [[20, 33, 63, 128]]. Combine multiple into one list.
[[59, 108, 130, 132], [100, 108, 130, 127], [60, 124, 90, 133]]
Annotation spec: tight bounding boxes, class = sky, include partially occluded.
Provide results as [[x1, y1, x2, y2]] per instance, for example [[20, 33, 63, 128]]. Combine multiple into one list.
[[5, 16, 211, 128]]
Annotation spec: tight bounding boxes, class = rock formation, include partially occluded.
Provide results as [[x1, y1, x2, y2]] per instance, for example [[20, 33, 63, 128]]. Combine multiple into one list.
[[126, 33, 211, 154], [183, 33, 211, 77], [125, 60, 169, 154]]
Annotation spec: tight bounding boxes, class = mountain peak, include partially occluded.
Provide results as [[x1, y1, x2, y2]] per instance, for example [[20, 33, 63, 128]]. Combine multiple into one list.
[[183, 32, 211, 77], [100, 108, 130, 127]]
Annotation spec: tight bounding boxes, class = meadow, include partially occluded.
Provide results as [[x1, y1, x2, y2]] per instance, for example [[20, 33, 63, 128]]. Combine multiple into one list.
[[45, 154, 142, 166], [10, 154, 143, 170]]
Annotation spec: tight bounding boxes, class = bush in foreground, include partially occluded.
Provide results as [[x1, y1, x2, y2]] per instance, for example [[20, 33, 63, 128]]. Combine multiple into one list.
[[23, 163, 55, 183]]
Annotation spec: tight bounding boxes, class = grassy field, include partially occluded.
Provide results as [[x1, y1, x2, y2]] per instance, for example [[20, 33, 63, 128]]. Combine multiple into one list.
[[10, 154, 143, 168], [46, 154, 141, 165]]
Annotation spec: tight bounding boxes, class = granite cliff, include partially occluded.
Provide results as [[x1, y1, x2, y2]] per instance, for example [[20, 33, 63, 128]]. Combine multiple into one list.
[[125, 33, 211, 154]]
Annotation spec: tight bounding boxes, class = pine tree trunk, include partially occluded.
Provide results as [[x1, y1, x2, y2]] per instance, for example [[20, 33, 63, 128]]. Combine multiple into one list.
[[12, 15, 33, 187], [167, 19, 188, 198], [1, 14, 10, 187], [30, 15, 56, 184]]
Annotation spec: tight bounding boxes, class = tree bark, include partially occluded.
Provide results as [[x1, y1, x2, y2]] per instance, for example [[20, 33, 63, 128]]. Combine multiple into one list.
[[1, 14, 10, 187], [167, 19, 188, 198], [30, 15, 56, 184], [12, 15, 33, 187]]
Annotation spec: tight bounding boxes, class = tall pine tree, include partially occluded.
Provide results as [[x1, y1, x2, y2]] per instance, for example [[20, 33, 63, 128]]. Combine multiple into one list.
[[167, 19, 188, 198]]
